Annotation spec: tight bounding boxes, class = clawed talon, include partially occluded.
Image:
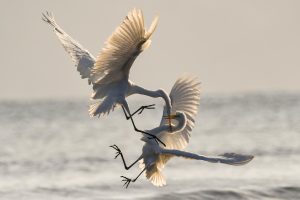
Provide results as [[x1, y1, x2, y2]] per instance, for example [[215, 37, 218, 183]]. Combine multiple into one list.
[[121, 176, 132, 188], [138, 104, 155, 115], [109, 144, 122, 159]]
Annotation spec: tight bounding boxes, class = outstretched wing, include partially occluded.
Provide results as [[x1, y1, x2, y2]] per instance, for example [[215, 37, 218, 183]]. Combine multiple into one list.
[[91, 8, 159, 85], [42, 12, 95, 84], [159, 75, 201, 150], [161, 149, 254, 166]]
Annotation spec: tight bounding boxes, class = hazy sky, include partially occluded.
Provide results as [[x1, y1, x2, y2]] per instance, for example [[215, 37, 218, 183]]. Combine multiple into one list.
[[1, 0, 300, 100]]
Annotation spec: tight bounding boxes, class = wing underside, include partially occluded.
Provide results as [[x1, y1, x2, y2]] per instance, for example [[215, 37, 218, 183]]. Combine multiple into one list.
[[91, 8, 159, 85], [159, 75, 201, 150], [42, 12, 95, 84]]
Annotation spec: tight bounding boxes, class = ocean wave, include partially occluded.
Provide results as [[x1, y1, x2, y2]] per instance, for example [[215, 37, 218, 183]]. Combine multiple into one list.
[[0, 156, 108, 175], [141, 186, 300, 200]]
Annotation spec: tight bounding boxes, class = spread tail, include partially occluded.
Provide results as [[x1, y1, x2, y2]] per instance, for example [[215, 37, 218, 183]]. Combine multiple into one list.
[[145, 165, 166, 187], [89, 97, 115, 117]]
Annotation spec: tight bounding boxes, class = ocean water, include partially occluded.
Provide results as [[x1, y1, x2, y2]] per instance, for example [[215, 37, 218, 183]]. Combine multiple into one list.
[[0, 93, 299, 200]]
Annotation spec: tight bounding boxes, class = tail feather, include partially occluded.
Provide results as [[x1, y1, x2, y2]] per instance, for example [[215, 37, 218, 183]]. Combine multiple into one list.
[[145, 165, 166, 187], [91, 83, 111, 99], [89, 97, 115, 117]]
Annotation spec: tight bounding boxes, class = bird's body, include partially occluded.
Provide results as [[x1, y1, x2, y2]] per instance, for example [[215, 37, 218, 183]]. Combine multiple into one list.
[[42, 9, 171, 118], [111, 75, 254, 187], [139, 113, 253, 187], [89, 79, 131, 116], [139, 76, 200, 186]]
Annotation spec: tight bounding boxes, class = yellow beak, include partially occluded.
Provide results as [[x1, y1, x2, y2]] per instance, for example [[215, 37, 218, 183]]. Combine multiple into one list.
[[163, 114, 178, 132], [163, 114, 178, 120]]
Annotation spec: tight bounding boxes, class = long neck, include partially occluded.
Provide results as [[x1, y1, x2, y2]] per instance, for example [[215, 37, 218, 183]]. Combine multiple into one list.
[[172, 114, 187, 132], [167, 116, 188, 133], [129, 84, 172, 114]]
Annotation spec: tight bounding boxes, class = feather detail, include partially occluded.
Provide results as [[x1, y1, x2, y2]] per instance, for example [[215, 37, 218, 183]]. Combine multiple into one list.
[[88, 97, 116, 117], [42, 12, 95, 84], [91, 8, 159, 85], [146, 165, 166, 187], [159, 75, 201, 150]]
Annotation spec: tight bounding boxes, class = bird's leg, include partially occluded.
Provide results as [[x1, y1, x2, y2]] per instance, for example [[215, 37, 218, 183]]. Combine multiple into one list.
[[109, 145, 142, 170], [122, 106, 130, 119], [122, 104, 155, 120], [133, 104, 155, 116], [130, 85, 173, 132], [121, 106, 166, 147], [120, 167, 147, 189]]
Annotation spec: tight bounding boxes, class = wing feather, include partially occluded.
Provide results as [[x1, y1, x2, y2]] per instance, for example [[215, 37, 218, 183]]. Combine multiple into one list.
[[42, 12, 95, 84], [91, 8, 158, 85], [159, 75, 201, 150], [161, 149, 254, 166]]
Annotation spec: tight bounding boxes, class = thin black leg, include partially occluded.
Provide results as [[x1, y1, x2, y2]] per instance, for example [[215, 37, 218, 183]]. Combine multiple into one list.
[[132, 167, 147, 182], [122, 104, 155, 119], [121, 167, 147, 188], [122, 105, 131, 119], [121, 106, 166, 147], [110, 145, 142, 170]]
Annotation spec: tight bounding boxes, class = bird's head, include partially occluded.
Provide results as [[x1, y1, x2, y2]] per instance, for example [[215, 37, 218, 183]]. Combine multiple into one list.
[[163, 111, 187, 132]]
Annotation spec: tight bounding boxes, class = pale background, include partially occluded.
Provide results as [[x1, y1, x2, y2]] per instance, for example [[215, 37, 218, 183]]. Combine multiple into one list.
[[1, 1, 300, 199], [1, 0, 300, 100]]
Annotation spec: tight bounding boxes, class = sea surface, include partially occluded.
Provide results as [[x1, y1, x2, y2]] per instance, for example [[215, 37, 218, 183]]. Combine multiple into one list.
[[0, 93, 299, 200]]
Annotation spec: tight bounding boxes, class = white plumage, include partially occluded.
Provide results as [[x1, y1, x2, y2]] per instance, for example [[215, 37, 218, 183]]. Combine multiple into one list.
[[42, 12, 95, 84], [42, 9, 171, 118], [158, 75, 201, 150], [112, 75, 254, 188], [42, 9, 254, 188], [140, 75, 201, 186]]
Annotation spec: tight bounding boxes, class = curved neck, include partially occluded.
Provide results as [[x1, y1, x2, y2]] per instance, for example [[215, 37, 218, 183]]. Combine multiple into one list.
[[159, 89, 172, 115], [129, 85, 172, 114], [129, 84, 159, 97], [171, 113, 187, 132]]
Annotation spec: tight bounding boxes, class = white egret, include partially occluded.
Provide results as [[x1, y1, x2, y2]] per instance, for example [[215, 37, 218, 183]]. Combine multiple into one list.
[[42, 9, 173, 145], [110, 75, 254, 188]]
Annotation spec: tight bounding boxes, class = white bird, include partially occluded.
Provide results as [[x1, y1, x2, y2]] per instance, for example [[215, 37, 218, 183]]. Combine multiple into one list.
[[110, 75, 254, 188], [42, 9, 173, 145]]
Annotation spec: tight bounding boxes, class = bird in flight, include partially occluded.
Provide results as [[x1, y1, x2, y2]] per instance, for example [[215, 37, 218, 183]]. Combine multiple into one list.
[[110, 75, 254, 188], [42, 9, 173, 146]]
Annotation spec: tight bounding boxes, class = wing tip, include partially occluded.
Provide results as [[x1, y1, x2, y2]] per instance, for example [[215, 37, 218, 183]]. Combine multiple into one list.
[[42, 11, 64, 35], [145, 14, 159, 39]]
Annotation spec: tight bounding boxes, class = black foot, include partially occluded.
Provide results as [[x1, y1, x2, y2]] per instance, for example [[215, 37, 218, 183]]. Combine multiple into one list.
[[124, 104, 156, 120], [109, 144, 122, 159], [138, 104, 155, 115], [121, 176, 132, 188]]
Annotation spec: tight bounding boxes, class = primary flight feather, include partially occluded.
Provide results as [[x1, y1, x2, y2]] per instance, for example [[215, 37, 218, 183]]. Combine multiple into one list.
[[43, 9, 173, 145], [42, 9, 171, 118], [111, 75, 254, 188]]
